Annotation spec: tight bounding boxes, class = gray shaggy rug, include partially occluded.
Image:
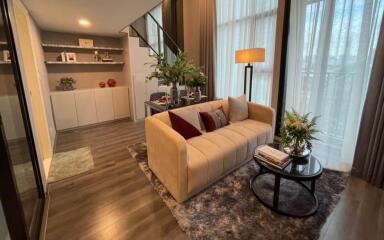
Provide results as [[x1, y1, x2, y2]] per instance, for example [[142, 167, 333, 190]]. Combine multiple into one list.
[[127, 142, 348, 240]]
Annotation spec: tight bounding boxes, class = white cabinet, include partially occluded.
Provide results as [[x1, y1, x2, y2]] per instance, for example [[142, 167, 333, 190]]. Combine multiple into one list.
[[51, 87, 130, 130], [94, 88, 114, 122], [50, 92, 78, 130], [112, 87, 130, 119], [75, 90, 97, 126]]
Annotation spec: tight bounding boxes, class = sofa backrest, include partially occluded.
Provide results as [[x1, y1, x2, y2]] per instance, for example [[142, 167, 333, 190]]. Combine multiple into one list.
[[152, 99, 229, 129]]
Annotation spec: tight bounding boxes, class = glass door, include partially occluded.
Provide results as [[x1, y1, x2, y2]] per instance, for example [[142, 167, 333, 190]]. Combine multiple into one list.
[[0, 0, 44, 239]]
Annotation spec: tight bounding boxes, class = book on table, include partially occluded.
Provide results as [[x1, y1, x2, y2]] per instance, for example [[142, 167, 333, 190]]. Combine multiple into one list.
[[257, 145, 291, 169]]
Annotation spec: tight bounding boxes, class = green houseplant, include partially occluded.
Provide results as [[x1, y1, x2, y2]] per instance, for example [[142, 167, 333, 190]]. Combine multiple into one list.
[[186, 69, 208, 102], [147, 52, 195, 104], [58, 77, 76, 91], [280, 109, 319, 157]]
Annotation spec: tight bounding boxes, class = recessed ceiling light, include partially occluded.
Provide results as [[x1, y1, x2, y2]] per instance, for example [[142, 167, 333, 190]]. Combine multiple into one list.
[[78, 19, 90, 26]]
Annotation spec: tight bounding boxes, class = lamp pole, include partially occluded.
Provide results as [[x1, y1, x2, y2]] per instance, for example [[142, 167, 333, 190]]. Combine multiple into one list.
[[244, 63, 253, 102]]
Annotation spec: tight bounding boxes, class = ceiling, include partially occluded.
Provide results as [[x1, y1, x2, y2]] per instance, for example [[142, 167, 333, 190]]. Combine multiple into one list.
[[21, 0, 162, 37]]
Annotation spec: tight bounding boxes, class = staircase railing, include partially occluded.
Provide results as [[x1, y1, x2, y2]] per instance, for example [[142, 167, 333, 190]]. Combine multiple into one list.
[[129, 7, 181, 62]]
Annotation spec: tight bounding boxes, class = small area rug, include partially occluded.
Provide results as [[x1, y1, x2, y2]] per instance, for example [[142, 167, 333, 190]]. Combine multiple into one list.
[[127, 142, 348, 240], [48, 147, 94, 183]]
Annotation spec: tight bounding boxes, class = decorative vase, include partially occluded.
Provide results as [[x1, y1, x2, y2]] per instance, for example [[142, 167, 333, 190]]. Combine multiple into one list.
[[194, 87, 201, 102], [170, 82, 179, 105]]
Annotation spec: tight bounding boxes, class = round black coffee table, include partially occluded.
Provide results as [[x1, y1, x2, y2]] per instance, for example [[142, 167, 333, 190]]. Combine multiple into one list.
[[250, 144, 323, 217]]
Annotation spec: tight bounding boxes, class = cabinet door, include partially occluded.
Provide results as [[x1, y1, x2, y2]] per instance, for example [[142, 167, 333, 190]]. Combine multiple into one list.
[[112, 87, 130, 119], [75, 90, 97, 126], [94, 88, 114, 122], [50, 92, 78, 130]]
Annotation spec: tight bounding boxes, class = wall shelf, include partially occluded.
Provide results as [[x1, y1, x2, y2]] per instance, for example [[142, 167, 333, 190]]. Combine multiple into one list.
[[0, 61, 11, 64], [45, 61, 124, 65], [42, 43, 123, 51]]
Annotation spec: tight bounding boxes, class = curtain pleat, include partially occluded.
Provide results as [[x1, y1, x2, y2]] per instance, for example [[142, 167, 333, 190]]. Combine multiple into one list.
[[352, 19, 384, 188], [199, 0, 216, 100]]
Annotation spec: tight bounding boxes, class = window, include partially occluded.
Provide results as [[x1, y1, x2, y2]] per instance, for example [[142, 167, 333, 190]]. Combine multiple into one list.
[[285, 0, 384, 171], [146, 4, 163, 55], [216, 0, 278, 105]]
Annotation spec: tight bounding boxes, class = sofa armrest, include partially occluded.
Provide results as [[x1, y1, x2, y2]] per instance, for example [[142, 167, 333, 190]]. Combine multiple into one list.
[[145, 117, 188, 202], [248, 102, 276, 133]]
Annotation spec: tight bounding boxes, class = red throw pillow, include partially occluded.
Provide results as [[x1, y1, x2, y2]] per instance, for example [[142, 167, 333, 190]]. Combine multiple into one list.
[[200, 106, 229, 132], [168, 111, 202, 139]]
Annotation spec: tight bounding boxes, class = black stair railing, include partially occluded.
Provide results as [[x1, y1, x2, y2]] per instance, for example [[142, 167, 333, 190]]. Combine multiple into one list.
[[129, 8, 181, 62]]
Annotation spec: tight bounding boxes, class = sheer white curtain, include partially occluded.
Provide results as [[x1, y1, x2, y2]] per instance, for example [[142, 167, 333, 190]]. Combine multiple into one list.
[[216, 0, 278, 105], [285, 0, 384, 171]]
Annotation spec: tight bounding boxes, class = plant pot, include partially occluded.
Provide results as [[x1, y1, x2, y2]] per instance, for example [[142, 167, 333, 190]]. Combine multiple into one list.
[[170, 82, 179, 105], [284, 147, 311, 158], [194, 87, 201, 102]]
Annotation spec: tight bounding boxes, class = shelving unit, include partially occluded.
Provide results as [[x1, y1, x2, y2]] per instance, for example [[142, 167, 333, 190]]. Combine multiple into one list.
[[45, 61, 124, 65], [42, 43, 123, 51]]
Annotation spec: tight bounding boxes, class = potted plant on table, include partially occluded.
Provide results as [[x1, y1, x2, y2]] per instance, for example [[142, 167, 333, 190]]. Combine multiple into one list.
[[186, 69, 208, 102], [280, 109, 319, 158], [147, 51, 195, 105]]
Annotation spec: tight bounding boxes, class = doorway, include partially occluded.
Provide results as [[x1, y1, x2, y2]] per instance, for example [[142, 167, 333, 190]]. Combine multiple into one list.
[[0, 0, 44, 238]]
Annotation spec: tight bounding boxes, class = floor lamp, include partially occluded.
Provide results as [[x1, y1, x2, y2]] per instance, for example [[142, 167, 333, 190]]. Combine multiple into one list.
[[235, 48, 265, 102]]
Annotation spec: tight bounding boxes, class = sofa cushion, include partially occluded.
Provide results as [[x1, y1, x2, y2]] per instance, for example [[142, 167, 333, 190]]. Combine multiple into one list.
[[231, 119, 273, 143], [170, 108, 201, 130], [228, 95, 248, 121], [186, 137, 224, 193], [213, 127, 248, 164], [199, 106, 228, 132], [168, 111, 202, 139]]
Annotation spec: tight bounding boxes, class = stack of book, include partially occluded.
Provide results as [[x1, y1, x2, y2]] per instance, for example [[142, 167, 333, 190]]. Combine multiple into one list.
[[257, 145, 291, 169]]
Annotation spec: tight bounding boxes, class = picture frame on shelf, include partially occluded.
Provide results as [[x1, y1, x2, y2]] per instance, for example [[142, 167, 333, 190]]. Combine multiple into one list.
[[60, 52, 66, 62], [79, 38, 94, 48], [66, 52, 76, 62], [3, 50, 10, 62]]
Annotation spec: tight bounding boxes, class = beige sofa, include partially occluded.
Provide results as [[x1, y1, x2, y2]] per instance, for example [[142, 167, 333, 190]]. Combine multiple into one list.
[[145, 99, 275, 203]]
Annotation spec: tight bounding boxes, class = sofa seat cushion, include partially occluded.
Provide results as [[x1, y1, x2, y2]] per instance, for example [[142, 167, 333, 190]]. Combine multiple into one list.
[[231, 119, 273, 143], [186, 137, 224, 193], [224, 120, 272, 159], [213, 127, 248, 164]]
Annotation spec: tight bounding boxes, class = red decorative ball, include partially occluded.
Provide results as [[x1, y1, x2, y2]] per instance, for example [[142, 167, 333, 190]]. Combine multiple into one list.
[[107, 79, 116, 87], [99, 82, 106, 88]]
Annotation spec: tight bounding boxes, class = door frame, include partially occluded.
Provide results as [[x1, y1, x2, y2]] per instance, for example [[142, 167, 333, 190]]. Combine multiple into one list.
[[0, 0, 45, 238]]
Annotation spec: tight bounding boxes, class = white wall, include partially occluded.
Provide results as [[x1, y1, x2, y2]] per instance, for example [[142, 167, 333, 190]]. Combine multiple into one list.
[[125, 33, 158, 121]]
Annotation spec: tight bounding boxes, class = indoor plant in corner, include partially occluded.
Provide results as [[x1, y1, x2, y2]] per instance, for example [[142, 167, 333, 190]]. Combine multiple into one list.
[[280, 109, 319, 158], [186, 68, 207, 102], [147, 51, 195, 105]]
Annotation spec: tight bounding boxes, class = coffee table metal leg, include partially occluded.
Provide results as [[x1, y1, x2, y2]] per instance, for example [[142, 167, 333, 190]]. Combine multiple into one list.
[[311, 180, 316, 194], [273, 175, 280, 209]]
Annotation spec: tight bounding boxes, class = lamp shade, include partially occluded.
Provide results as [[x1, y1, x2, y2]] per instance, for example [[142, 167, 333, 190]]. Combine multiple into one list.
[[235, 48, 265, 64]]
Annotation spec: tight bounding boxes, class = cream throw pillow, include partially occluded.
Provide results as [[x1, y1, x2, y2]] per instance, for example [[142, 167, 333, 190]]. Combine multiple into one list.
[[228, 95, 248, 122], [171, 108, 202, 130]]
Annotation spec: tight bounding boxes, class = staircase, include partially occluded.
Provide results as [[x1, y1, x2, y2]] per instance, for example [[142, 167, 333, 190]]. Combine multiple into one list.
[[121, 4, 183, 121], [129, 4, 181, 62]]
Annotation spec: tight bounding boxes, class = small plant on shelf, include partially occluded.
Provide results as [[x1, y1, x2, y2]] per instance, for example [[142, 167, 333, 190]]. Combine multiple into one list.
[[280, 109, 319, 157], [57, 77, 76, 91]]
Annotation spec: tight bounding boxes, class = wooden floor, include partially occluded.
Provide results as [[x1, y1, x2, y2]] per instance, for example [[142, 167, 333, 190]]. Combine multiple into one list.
[[45, 120, 187, 240], [44, 120, 384, 240]]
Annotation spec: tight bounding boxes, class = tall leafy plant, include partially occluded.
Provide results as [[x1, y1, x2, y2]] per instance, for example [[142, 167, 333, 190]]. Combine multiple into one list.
[[147, 51, 195, 85]]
